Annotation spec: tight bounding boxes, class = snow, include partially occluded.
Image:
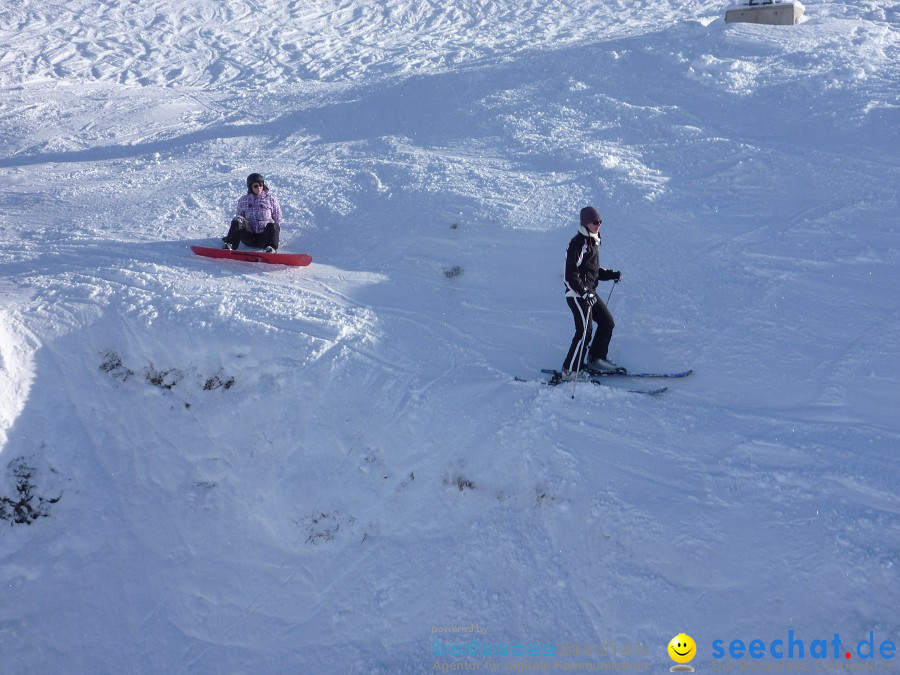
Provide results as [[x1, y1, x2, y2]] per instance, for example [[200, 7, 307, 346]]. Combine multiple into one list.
[[1, 0, 899, 672]]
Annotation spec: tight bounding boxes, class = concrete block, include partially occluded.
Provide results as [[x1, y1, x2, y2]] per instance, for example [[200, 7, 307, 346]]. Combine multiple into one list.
[[725, 0, 804, 25]]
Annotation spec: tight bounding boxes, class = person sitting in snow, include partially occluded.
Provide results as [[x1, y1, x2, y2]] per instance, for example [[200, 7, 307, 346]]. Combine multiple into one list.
[[222, 172, 282, 252], [561, 205, 623, 380]]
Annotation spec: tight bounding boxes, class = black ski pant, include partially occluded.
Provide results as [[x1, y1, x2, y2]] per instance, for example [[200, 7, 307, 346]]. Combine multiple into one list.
[[562, 295, 615, 372], [224, 217, 279, 250]]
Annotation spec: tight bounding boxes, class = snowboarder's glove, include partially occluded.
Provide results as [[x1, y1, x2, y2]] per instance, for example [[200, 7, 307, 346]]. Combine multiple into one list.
[[582, 291, 597, 307], [611, 271, 622, 282]]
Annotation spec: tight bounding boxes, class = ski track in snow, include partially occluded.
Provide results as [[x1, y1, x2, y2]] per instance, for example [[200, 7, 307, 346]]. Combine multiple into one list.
[[1, 0, 899, 672]]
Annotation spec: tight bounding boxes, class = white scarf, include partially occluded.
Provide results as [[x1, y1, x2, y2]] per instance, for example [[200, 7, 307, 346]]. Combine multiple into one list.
[[579, 225, 600, 243]]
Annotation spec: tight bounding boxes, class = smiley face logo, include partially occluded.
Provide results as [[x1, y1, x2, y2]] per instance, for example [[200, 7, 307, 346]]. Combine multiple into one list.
[[668, 633, 697, 664]]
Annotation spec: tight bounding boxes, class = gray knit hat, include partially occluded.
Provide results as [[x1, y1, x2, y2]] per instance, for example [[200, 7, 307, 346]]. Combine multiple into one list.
[[580, 206, 601, 226]]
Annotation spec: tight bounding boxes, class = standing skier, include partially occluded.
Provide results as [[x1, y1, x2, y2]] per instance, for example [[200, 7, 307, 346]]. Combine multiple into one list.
[[561, 206, 623, 379], [222, 172, 282, 252]]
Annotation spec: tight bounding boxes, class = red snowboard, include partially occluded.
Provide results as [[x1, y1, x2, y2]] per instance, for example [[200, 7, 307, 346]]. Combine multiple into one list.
[[191, 245, 312, 267]]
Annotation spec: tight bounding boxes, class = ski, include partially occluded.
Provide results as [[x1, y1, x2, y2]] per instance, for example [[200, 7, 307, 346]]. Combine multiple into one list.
[[516, 373, 668, 396], [541, 367, 693, 379]]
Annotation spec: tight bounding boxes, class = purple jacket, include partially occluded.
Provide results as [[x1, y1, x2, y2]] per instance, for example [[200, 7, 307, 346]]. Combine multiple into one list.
[[236, 189, 282, 233]]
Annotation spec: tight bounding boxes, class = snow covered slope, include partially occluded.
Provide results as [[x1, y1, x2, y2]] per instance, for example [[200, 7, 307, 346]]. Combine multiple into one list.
[[1, 0, 898, 672]]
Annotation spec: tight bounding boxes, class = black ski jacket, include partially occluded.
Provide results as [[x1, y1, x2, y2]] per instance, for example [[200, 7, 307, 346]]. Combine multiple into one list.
[[564, 228, 617, 297]]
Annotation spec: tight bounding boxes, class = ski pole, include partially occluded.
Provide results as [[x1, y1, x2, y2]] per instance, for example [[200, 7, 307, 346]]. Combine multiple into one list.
[[606, 279, 619, 305], [572, 302, 593, 399]]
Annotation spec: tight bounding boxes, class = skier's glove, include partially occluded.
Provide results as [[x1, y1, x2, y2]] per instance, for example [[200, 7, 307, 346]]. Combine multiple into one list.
[[582, 291, 597, 307], [611, 271, 622, 282]]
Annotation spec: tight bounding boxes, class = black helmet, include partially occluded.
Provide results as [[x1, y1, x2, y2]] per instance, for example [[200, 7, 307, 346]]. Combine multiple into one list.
[[246, 173, 266, 192]]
